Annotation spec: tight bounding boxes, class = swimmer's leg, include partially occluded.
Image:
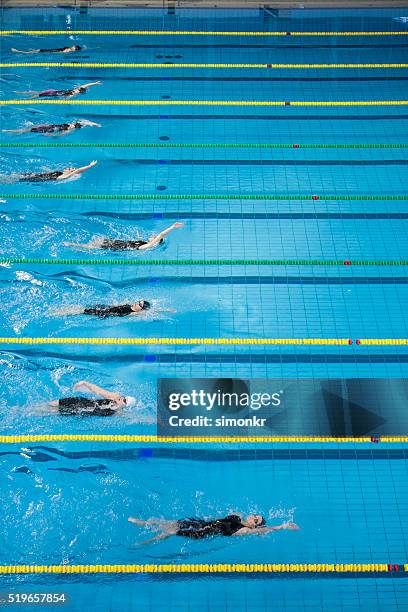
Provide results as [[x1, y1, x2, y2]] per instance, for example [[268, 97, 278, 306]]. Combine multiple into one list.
[[128, 518, 178, 532], [14, 91, 39, 99], [1, 128, 30, 134], [128, 517, 163, 527], [51, 305, 85, 316], [11, 49, 40, 54], [31, 401, 59, 415], [63, 238, 104, 250]]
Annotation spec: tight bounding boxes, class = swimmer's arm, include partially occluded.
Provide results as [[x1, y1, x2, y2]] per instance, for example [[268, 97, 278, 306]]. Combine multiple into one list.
[[82, 81, 102, 89], [61, 160, 97, 178], [157, 308, 177, 313], [232, 524, 293, 536], [139, 222, 184, 249], [73, 381, 122, 403]]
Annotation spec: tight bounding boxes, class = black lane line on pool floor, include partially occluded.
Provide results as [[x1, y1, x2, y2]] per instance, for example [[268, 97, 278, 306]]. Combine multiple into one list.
[[7, 350, 408, 364], [2, 446, 407, 461], [70, 112, 408, 121], [83, 211, 408, 220], [83, 159, 408, 166], [50, 75, 408, 83], [12, 276, 408, 286]]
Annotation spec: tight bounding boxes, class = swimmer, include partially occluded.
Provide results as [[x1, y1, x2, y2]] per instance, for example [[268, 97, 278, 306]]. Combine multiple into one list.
[[64, 222, 184, 251], [128, 514, 300, 544], [17, 81, 101, 99], [54, 300, 176, 317], [12, 45, 82, 54], [16, 160, 97, 182], [47, 380, 137, 417], [2, 119, 101, 136]]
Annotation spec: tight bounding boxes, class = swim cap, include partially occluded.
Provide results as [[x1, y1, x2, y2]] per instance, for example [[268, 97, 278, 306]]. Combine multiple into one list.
[[124, 395, 137, 408]]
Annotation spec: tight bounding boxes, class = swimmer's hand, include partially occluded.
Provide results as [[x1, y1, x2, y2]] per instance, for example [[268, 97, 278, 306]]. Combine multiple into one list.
[[173, 222, 184, 228], [73, 380, 89, 392], [89, 160, 98, 167], [281, 521, 300, 530], [128, 517, 144, 525]]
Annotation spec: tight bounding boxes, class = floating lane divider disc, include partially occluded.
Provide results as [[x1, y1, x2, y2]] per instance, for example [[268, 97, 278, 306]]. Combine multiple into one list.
[[0, 338, 352, 345], [2, 258, 408, 266], [2, 99, 407, 107], [1, 30, 407, 36], [0, 564, 404, 575], [2, 143, 407, 149], [2, 62, 407, 69], [0, 435, 407, 444], [2, 194, 407, 202]]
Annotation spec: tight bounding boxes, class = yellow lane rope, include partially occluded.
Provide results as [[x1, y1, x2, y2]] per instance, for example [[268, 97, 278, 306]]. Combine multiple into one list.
[[2, 62, 407, 69], [0, 564, 400, 574], [1, 30, 407, 36], [358, 339, 408, 345], [0, 435, 405, 443], [0, 338, 351, 345], [1, 100, 407, 107]]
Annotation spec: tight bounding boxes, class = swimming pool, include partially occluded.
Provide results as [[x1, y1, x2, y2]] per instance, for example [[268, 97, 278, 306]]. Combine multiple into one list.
[[1, 4, 408, 611]]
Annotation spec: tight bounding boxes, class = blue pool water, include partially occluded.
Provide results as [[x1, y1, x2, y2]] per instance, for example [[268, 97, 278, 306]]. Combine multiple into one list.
[[1, 4, 408, 611]]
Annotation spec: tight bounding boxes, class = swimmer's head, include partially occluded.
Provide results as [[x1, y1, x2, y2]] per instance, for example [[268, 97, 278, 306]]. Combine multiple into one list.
[[78, 87, 87, 94], [245, 514, 266, 529], [124, 395, 137, 408], [73, 45, 82, 51], [133, 300, 151, 312]]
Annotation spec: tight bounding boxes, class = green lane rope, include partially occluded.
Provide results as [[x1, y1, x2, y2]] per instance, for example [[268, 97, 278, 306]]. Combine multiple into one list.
[[1, 143, 407, 149], [1, 194, 407, 201], [2, 258, 408, 266]]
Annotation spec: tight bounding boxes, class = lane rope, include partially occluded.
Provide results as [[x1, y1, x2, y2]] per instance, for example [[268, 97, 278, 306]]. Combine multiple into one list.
[[0, 564, 403, 574], [1, 30, 407, 36], [2, 62, 407, 69], [0, 338, 352, 345], [357, 339, 408, 345], [2, 258, 408, 267], [2, 143, 407, 150], [0, 435, 406, 443], [2, 99, 407, 107], [2, 194, 407, 202]]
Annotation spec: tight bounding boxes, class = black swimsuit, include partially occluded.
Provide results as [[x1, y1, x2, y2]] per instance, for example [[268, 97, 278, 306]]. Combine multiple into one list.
[[30, 123, 82, 134], [38, 89, 76, 98], [83, 304, 134, 318], [39, 47, 75, 53], [19, 171, 63, 182], [58, 397, 118, 416], [176, 515, 244, 539], [101, 239, 148, 251]]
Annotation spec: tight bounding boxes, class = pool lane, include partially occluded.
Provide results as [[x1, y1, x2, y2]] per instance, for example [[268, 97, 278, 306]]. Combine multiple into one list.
[[0, 447, 407, 565], [2, 264, 408, 340]]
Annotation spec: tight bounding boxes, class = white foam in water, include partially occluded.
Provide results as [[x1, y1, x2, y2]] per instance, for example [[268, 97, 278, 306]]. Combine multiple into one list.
[[15, 271, 43, 286], [394, 17, 408, 22], [51, 365, 75, 393], [268, 505, 296, 523]]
